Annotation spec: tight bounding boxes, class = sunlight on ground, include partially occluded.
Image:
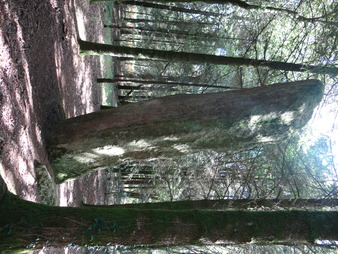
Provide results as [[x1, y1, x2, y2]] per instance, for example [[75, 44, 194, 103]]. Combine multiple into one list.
[[57, 0, 103, 118], [72, 152, 100, 164], [1, 0, 109, 204], [54, 0, 110, 206], [0, 1, 40, 201], [174, 144, 192, 153], [93, 145, 125, 156], [127, 139, 153, 150]]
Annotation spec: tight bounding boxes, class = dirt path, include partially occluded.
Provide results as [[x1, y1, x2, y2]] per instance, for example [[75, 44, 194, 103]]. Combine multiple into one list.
[[0, 0, 113, 205]]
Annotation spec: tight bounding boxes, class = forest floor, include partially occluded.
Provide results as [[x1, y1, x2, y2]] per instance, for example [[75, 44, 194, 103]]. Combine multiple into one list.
[[0, 0, 120, 206]]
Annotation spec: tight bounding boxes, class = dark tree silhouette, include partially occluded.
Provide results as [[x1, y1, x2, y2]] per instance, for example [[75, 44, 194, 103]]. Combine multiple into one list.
[[1, 177, 338, 251], [78, 40, 338, 76]]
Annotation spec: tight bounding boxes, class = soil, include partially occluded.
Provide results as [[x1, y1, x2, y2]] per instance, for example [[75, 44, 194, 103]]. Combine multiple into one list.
[[0, 0, 118, 205]]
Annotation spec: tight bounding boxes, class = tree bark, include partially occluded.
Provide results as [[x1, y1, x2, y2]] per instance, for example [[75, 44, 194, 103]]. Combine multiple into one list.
[[48, 80, 323, 183], [78, 40, 338, 75], [1, 191, 338, 251]]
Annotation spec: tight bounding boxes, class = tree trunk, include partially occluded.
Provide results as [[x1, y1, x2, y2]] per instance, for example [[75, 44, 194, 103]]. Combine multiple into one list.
[[48, 80, 323, 183], [118, 34, 253, 50], [117, 85, 178, 93], [105, 24, 222, 39], [1, 190, 338, 251], [123, 18, 215, 27], [97, 77, 235, 89], [113, 0, 219, 17], [97, 198, 338, 210], [114, 73, 208, 83], [78, 40, 338, 75], [94, 0, 335, 24], [118, 95, 151, 100]]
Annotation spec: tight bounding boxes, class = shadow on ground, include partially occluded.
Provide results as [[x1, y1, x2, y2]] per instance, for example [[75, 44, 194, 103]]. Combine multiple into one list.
[[0, 0, 110, 205]]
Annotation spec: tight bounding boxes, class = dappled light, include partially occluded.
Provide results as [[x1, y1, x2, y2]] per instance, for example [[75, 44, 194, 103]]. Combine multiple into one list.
[[1, 0, 337, 252], [93, 145, 125, 156], [0, 0, 41, 201], [0, 0, 108, 203], [173, 144, 192, 153]]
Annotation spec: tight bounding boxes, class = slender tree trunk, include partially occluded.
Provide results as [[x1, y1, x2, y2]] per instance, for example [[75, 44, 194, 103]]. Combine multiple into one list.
[[114, 73, 212, 84], [119, 95, 151, 100], [116, 0, 219, 16], [116, 38, 237, 48], [117, 26, 245, 41], [99, 198, 338, 210], [111, 28, 227, 47], [48, 80, 323, 183], [117, 57, 167, 62], [1, 186, 338, 251], [106, 24, 221, 39], [94, 0, 336, 24], [117, 85, 154, 90], [97, 77, 236, 89], [78, 40, 338, 75], [119, 32, 253, 48], [123, 18, 215, 27]]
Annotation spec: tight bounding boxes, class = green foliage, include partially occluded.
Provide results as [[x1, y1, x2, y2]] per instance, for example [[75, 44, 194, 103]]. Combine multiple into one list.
[[107, 131, 336, 204], [111, 0, 336, 103]]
